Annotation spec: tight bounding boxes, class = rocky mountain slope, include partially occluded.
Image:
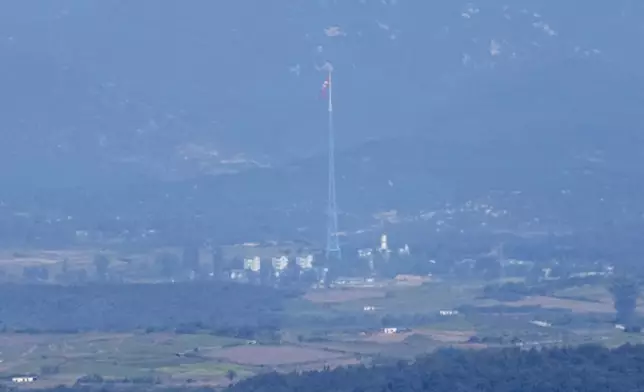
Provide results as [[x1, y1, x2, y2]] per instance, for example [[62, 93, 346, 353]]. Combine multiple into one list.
[[2, 1, 644, 244]]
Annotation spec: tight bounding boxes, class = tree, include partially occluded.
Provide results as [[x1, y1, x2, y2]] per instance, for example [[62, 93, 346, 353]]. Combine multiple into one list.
[[155, 252, 181, 279], [610, 277, 640, 325], [93, 254, 110, 281], [22, 266, 49, 282], [182, 245, 200, 272], [226, 369, 237, 382], [212, 246, 225, 279]]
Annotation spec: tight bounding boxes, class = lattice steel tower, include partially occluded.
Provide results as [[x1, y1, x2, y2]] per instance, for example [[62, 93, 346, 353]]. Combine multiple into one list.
[[325, 69, 341, 260]]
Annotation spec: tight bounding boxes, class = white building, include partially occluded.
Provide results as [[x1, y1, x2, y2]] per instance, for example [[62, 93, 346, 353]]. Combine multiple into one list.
[[296, 255, 314, 270], [439, 310, 459, 316], [271, 256, 289, 271], [398, 244, 410, 256], [383, 327, 398, 334], [243, 256, 261, 272], [12, 377, 36, 383], [379, 234, 389, 252], [358, 248, 373, 259]]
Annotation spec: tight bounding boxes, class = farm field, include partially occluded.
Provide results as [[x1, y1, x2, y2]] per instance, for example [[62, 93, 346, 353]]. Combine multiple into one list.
[[0, 333, 371, 387], [0, 333, 252, 386], [209, 345, 354, 367], [2, 276, 644, 387]]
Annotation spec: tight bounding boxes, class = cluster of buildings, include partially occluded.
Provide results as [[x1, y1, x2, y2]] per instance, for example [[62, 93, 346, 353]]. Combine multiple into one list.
[[357, 234, 411, 261], [244, 254, 314, 276], [241, 254, 314, 273], [229, 253, 320, 284], [225, 232, 412, 286]]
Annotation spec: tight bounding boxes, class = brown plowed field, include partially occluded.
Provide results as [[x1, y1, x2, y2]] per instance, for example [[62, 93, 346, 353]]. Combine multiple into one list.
[[211, 345, 346, 366]]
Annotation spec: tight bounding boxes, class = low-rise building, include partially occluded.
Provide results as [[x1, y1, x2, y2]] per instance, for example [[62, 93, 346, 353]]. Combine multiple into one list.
[[398, 244, 410, 256], [271, 256, 289, 271], [296, 255, 314, 270], [12, 377, 36, 384], [243, 256, 261, 272]]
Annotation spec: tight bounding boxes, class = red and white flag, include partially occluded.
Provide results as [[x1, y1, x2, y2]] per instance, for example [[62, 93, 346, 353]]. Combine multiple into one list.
[[320, 77, 330, 97]]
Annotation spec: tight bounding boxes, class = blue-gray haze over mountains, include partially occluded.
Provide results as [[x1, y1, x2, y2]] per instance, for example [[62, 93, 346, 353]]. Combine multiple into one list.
[[2, 1, 644, 245]]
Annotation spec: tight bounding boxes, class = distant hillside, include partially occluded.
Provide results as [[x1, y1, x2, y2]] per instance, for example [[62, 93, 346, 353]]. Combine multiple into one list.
[[2, 1, 644, 246], [1, 1, 644, 183]]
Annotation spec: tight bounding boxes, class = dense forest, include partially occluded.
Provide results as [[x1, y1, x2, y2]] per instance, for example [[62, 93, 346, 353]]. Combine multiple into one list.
[[0, 282, 299, 337], [228, 344, 644, 392]]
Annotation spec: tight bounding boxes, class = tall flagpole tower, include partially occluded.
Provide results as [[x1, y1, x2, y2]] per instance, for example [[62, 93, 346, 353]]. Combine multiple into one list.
[[325, 69, 342, 260]]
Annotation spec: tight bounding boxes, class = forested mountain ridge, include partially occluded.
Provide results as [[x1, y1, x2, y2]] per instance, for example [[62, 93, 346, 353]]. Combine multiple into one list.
[[1, 1, 643, 181], [228, 344, 644, 392], [2, 1, 644, 244]]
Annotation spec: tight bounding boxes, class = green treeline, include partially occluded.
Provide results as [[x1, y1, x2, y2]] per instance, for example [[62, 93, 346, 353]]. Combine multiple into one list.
[[228, 344, 644, 392]]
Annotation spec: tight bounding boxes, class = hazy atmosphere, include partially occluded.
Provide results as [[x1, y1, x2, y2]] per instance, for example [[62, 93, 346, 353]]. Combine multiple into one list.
[[1, 1, 644, 391]]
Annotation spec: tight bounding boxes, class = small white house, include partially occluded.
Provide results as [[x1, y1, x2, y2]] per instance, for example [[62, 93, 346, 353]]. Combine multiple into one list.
[[439, 310, 459, 316], [398, 244, 411, 256], [229, 269, 246, 280], [12, 376, 36, 383], [383, 327, 398, 334]]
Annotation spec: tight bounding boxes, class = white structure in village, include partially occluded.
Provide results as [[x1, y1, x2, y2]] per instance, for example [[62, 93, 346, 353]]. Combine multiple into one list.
[[379, 234, 389, 253], [12, 377, 36, 384], [243, 256, 261, 272], [229, 269, 247, 280], [296, 254, 314, 270], [439, 310, 459, 316], [271, 256, 289, 271], [358, 248, 373, 259], [398, 244, 410, 256]]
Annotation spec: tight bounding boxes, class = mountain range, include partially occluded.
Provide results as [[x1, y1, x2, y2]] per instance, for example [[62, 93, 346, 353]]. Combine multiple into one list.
[[2, 1, 644, 244]]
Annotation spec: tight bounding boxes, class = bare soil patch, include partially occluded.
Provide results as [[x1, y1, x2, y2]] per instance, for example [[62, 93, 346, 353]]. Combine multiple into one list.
[[305, 289, 385, 304], [416, 329, 474, 343], [503, 296, 615, 313], [364, 332, 413, 344], [294, 357, 361, 371], [211, 345, 345, 366], [363, 329, 473, 344]]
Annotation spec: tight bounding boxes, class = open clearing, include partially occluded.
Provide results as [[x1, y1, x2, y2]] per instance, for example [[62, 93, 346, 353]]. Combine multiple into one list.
[[364, 329, 473, 344], [416, 329, 474, 343], [494, 296, 615, 313], [211, 345, 348, 366], [305, 289, 386, 304], [364, 332, 414, 344]]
